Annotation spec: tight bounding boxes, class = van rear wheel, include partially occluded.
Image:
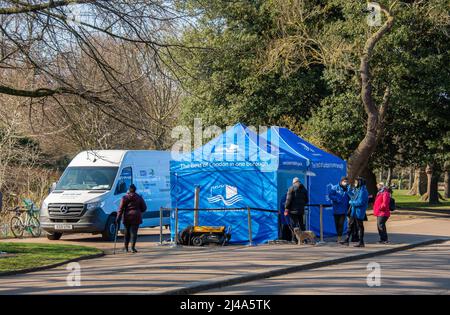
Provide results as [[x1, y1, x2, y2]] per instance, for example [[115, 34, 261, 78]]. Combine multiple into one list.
[[102, 215, 117, 241], [47, 232, 63, 240]]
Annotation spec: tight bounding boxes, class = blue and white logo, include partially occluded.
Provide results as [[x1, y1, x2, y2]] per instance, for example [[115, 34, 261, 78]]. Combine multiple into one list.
[[207, 184, 243, 206], [325, 183, 335, 202]]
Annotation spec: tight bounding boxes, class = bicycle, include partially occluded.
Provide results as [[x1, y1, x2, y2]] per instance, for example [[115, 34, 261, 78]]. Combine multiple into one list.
[[9, 199, 41, 238]]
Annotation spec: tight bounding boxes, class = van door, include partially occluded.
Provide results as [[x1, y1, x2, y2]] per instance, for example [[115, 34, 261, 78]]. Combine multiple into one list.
[[115, 167, 133, 194], [113, 166, 133, 213]]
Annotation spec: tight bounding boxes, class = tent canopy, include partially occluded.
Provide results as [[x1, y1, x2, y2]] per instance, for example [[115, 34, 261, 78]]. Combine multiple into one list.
[[170, 123, 346, 244], [171, 123, 308, 173]]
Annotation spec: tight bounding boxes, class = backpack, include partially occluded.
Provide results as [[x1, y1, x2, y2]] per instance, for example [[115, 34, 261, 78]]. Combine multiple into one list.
[[389, 197, 396, 212]]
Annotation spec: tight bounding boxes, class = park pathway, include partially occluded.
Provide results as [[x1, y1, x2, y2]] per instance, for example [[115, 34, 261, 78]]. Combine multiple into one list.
[[0, 213, 449, 294]]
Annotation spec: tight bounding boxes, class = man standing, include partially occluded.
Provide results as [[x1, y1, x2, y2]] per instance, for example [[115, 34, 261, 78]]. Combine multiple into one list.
[[279, 194, 292, 241], [117, 184, 147, 253], [284, 177, 309, 244]]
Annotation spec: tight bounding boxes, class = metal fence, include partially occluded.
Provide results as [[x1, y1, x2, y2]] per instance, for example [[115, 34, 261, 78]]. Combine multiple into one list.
[[159, 204, 331, 246]]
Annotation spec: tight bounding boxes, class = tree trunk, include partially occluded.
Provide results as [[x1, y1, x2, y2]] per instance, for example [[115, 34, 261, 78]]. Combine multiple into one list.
[[409, 167, 427, 196], [444, 162, 450, 199], [418, 168, 427, 195], [347, 5, 394, 182], [386, 167, 392, 186], [361, 166, 377, 198], [408, 167, 413, 190], [423, 164, 440, 204]]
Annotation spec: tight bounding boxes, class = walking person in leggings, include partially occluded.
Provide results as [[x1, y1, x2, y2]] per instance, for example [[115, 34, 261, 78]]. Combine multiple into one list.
[[117, 184, 147, 253], [341, 177, 368, 248], [328, 176, 350, 243]]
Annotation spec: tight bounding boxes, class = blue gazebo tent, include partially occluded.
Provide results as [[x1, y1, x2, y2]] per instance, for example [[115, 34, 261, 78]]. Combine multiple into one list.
[[169, 123, 346, 244]]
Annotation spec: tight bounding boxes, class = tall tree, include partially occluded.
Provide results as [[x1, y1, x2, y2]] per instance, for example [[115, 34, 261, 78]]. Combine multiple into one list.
[[175, 0, 327, 128]]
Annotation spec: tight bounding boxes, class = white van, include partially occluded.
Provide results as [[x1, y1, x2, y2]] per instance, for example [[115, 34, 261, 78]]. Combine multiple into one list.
[[40, 150, 171, 241]]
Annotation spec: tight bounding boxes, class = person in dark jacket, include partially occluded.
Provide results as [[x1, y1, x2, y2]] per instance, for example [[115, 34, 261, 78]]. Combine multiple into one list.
[[284, 177, 309, 244], [279, 194, 292, 242], [117, 184, 147, 253], [341, 177, 369, 247], [328, 176, 350, 243]]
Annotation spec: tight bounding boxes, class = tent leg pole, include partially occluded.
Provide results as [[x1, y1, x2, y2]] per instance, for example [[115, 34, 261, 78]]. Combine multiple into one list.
[[247, 207, 253, 246], [159, 207, 163, 245], [318, 204, 326, 244], [173, 208, 179, 247], [194, 186, 200, 226]]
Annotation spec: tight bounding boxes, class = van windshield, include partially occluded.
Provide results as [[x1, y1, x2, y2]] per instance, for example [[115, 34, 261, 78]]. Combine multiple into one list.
[[55, 167, 119, 191]]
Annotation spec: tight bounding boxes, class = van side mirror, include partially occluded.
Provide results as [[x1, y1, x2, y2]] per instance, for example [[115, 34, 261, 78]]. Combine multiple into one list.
[[49, 182, 57, 193]]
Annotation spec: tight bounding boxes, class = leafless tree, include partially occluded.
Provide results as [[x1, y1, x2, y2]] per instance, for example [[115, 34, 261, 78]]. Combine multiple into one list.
[[0, 0, 194, 128], [29, 37, 182, 150]]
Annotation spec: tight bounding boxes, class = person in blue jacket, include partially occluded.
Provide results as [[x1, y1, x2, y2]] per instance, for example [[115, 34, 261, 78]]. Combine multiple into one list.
[[341, 177, 369, 247], [328, 176, 350, 243]]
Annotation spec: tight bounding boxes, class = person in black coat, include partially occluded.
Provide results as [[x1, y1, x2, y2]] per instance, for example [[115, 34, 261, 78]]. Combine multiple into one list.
[[279, 194, 292, 241], [116, 184, 147, 253], [284, 177, 309, 244]]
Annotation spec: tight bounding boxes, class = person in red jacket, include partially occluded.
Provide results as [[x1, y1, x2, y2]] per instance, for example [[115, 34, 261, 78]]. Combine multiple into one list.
[[373, 182, 391, 244], [117, 184, 147, 253]]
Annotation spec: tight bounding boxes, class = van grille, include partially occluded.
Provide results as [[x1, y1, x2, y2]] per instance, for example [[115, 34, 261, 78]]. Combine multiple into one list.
[[48, 203, 85, 218]]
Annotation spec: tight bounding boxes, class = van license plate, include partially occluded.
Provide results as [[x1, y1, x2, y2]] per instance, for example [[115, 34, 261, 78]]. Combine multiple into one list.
[[54, 224, 73, 230]]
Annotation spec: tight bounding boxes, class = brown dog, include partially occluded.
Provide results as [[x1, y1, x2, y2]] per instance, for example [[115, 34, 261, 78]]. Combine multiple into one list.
[[293, 228, 316, 245]]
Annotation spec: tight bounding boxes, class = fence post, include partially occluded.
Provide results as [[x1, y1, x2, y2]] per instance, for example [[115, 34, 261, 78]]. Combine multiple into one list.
[[174, 208, 179, 245], [194, 186, 200, 226], [247, 207, 253, 246], [159, 207, 163, 245], [318, 204, 325, 244], [304, 207, 308, 231]]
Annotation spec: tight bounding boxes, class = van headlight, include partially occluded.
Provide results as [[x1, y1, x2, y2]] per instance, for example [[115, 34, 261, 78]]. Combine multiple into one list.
[[86, 201, 105, 211], [40, 201, 48, 216]]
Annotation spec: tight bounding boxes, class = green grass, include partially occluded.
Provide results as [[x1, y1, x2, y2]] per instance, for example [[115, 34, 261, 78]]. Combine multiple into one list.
[[393, 189, 450, 210], [0, 243, 102, 273]]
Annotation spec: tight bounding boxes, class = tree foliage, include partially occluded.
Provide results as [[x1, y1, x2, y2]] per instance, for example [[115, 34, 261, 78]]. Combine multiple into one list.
[[176, 0, 449, 181]]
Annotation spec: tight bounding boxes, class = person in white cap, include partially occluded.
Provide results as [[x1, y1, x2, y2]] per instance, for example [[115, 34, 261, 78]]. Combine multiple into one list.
[[284, 177, 309, 244]]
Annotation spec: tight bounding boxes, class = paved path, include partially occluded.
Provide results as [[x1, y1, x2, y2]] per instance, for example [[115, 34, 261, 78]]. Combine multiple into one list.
[[202, 241, 450, 295], [0, 211, 449, 294]]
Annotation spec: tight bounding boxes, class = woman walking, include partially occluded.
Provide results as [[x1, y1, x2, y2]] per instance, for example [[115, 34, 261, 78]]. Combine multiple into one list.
[[117, 184, 147, 253]]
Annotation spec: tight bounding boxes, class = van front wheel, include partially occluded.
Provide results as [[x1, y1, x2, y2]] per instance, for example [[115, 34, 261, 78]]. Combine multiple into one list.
[[102, 215, 117, 241], [47, 232, 63, 240]]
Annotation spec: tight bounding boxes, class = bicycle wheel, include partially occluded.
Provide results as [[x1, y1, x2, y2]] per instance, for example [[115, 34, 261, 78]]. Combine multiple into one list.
[[10, 216, 24, 238], [29, 216, 41, 237]]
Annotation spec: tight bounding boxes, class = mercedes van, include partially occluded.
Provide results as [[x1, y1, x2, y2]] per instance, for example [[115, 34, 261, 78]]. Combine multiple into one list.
[[40, 150, 171, 240]]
